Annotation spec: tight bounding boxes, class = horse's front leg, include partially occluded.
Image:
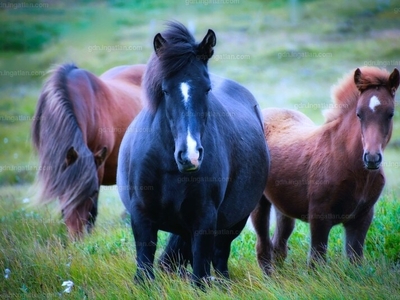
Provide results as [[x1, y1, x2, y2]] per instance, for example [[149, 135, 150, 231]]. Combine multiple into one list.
[[344, 208, 374, 263], [130, 214, 158, 283], [191, 212, 217, 287], [309, 212, 333, 266], [212, 217, 248, 278], [159, 233, 192, 277], [271, 208, 295, 264], [86, 196, 98, 234], [250, 194, 273, 275]]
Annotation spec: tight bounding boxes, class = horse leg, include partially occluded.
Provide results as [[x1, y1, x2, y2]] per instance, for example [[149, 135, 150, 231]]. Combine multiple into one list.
[[271, 209, 295, 264], [86, 198, 98, 234], [344, 208, 374, 263], [212, 217, 248, 279], [191, 217, 216, 287], [250, 194, 273, 275], [159, 234, 192, 277], [309, 216, 333, 267], [130, 215, 158, 283]]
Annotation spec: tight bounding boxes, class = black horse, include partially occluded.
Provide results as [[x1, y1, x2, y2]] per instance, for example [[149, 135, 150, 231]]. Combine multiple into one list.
[[117, 22, 270, 285]]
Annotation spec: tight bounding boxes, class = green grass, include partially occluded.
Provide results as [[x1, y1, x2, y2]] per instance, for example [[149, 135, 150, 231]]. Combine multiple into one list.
[[1, 186, 399, 299], [1, 0, 400, 298]]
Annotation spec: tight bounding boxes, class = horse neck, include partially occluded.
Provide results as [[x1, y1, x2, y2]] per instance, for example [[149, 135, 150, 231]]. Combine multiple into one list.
[[323, 110, 364, 169]]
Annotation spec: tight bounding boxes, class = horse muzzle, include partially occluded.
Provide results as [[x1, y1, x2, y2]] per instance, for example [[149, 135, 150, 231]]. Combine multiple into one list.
[[175, 147, 204, 173], [363, 151, 382, 170]]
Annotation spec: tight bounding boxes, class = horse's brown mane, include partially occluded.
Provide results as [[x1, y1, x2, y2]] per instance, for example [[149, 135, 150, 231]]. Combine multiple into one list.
[[32, 63, 96, 219], [324, 66, 391, 122]]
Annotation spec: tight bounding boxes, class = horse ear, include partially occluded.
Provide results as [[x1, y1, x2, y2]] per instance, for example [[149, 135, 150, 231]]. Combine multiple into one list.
[[153, 33, 166, 56], [198, 29, 216, 60], [65, 146, 78, 168], [389, 68, 400, 96], [354, 68, 363, 92], [94, 147, 107, 168]]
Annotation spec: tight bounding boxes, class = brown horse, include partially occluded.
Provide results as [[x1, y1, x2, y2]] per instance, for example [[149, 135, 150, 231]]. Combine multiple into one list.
[[251, 67, 399, 274], [32, 63, 145, 239]]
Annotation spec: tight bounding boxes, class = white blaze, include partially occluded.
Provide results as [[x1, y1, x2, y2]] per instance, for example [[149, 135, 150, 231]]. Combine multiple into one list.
[[369, 95, 381, 112], [186, 129, 199, 166], [181, 81, 199, 166], [180, 82, 190, 105]]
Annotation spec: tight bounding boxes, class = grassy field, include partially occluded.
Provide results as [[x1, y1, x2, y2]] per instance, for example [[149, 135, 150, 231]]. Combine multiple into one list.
[[1, 0, 400, 298]]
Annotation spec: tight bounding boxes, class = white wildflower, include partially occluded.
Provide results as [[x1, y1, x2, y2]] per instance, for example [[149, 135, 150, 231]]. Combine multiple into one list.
[[22, 198, 30, 204], [4, 268, 10, 279], [62, 280, 74, 293]]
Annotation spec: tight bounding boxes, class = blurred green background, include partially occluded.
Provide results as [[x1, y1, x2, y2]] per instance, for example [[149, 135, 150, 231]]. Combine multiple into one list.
[[1, 1, 400, 297], [1, 0, 400, 190]]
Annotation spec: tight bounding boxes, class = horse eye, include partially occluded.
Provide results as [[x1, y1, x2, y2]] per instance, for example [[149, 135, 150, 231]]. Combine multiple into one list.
[[388, 112, 394, 119], [162, 89, 169, 96], [356, 112, 361, 120], [206, 87, 211, 94]]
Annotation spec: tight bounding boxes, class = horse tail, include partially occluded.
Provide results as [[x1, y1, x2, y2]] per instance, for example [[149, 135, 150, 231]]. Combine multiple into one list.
[[31, 63, 86, 207]]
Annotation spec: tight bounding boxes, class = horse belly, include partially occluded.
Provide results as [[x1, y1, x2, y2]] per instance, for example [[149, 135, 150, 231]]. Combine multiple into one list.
[[265, 184, 309, 220], [264, 150, 310, 219]]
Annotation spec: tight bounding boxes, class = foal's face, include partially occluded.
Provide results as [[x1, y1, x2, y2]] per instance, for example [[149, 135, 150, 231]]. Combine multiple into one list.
[[355, 68, 399, 170], [356, 88, 394, 169], [162, 62, 211, 173]]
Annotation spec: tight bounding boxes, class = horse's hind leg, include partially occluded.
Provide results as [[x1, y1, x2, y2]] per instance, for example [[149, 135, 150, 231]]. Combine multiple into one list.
[[344, 208, 374, 263], [212, 217, 248, 279], [159, 234, 192, 277], [250, 194, 273, 275], [272, 209, 295, 264]]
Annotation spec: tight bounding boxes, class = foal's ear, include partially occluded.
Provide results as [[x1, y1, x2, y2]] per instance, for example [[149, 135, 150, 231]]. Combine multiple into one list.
[[64, 146, 78, 169], [198, 29, 216, 60], [389, 68, 400, 96], [153, 33, 167, 56], [354, 68, 364, 92], [94, 147, 107, 168]]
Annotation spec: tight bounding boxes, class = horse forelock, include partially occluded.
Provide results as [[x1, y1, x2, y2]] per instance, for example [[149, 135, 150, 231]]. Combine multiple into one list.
[[324, 67, 391, 122], [143, 21, 199, 111], [32, 63, 96, 211]]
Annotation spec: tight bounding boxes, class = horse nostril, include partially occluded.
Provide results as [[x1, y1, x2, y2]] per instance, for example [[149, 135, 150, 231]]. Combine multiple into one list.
[[198, 147, 204, 161], [363, 151, 383, 169], [177, 150, 185, 163]]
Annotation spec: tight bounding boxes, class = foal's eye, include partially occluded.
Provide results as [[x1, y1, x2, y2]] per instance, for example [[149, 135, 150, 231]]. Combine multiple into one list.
[[206, 87, 211, 94], [388, 112, 394, 119], [356, 112, 362, 120]]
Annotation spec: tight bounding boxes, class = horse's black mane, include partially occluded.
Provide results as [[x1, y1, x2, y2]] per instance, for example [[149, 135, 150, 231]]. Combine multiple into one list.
[[143, 21, 201, 110]]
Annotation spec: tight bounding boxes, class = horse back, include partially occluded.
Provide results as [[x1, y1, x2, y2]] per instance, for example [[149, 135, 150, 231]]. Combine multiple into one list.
[[100, 64, 146, 86], [263, 108, 315, 137], [66, 65, 144, 184]]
